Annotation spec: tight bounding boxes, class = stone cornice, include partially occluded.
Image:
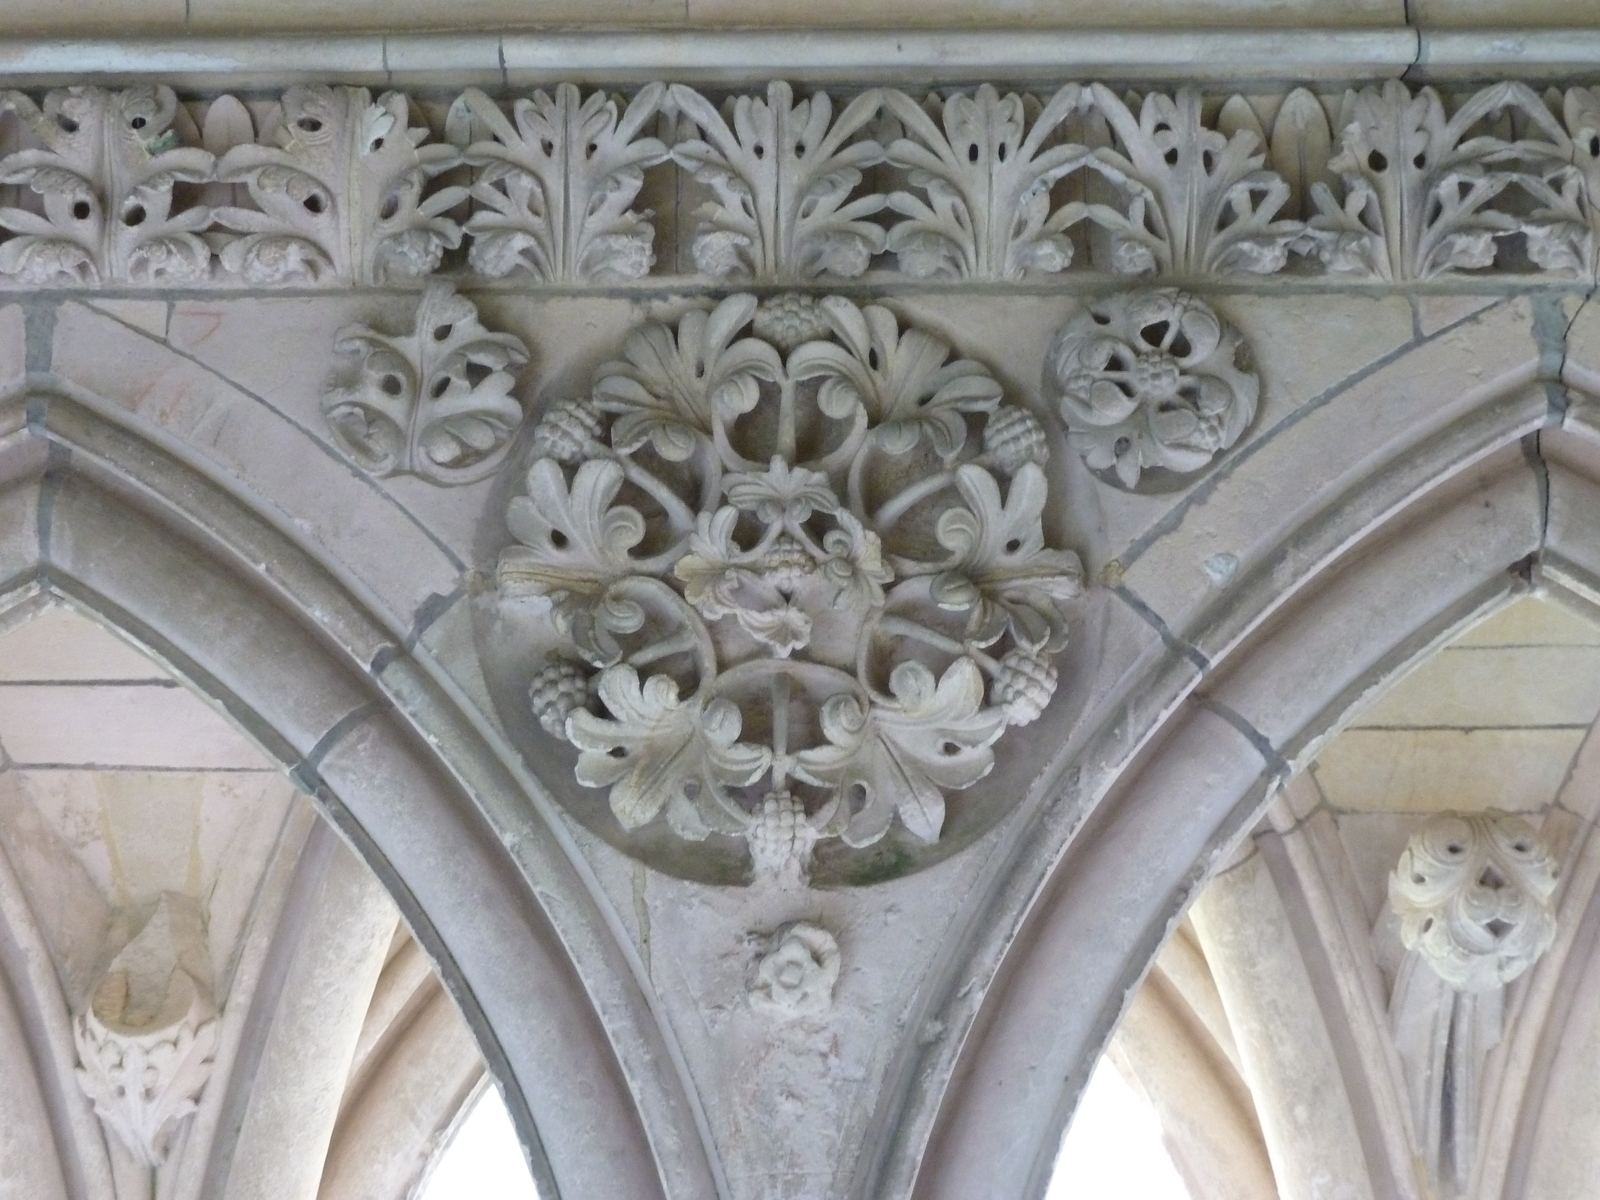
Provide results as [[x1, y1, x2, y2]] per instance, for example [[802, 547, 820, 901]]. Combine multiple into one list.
[[3, 28, 1600, 89]]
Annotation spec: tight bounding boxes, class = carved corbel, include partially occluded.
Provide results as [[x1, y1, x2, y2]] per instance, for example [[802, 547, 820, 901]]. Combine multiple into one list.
[[73, 893, 218, 1169], [1384, 811, 1558, 1195]]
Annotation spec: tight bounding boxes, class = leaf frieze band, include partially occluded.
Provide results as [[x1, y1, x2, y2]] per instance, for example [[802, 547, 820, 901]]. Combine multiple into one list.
[[9, 78, 1600, 289]]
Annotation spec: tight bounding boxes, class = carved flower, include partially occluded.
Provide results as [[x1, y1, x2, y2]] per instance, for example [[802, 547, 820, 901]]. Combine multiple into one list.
[[750, 923, 841, 1017], [675, 508, 753, 618], [529, 657, 592, 740], [1046, 288, 1259, 489], [739, 602, 813, 659], [820, 511, 893, 609], [568, 666, 771, 833], [1390, 812, 1559, 992], [724, 457, 840, 523]]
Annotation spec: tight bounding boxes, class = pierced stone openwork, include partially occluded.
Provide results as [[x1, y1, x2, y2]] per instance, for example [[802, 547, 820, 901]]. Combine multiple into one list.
[[1044, 288, 1258, 489], [1390, 811, 1559, 993], [494, 292, 1081, 885]]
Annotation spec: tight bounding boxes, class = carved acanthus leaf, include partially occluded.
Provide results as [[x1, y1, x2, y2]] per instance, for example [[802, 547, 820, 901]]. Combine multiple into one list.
[[0, 86, 214, 284], [568, 665, 772, 834], [1516, 87, 1600, 279], [461, 84, 669, 282], [883, 84, 1090, 279], [794, 659, 1006, 846], [1305, 80, 1558, 280], [1079, 86, 1300, 276], [322, 282, 528, 483], [669, 82, 887, 279], [216, 86, 464, 284], [73, 894, 218, 1169], [497, 293, 1081, 881], [1045, 288, 1258, 488]]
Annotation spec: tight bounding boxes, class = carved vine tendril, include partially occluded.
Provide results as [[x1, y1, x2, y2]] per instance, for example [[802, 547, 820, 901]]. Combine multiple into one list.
[[498, 292, 1082, 883]]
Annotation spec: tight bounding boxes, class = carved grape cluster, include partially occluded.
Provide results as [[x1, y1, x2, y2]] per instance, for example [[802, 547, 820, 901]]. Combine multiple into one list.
[[497, 293, 1082, 881]]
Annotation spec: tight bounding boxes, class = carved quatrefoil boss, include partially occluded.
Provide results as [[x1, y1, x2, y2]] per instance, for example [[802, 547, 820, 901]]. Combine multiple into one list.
[[1045, 289, 1258, 489], [494, 293, 1082, 886]]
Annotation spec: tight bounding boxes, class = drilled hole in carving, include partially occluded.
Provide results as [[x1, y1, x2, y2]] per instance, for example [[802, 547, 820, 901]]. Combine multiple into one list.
[[130, 115, 147, 130], [1368, 149, 1388, 172], [753, 143, 765, 160], [1163, 147, 1178, 166], [940, 741, 961, 756], [1447, 843, 1465, 855], [867, 348, 880, 370], [380, 374, 404, 397], [1004, 538, 1022, 554], [71, 199, 91, 221], [56, 114, 78, 133], [298, 116, 323, 133], [540, 139, 553, 155], [1487, 918, 1512, 939], [1413, 153, 1426, 169], [465, 363, 492, 387], [1590, 134, 1600, 158], [607, 746, 626, 758], [1201, 149, 1215, 172], [370, 136, 386, 153], [1480, 865, 1507, 890], [549, 529, 569, 549], [379, 195, 400, 221], [121, 203, 146, 227], [433, 324, 453, 342], [431, 378, 450, 399], [587, 142, 598, 158], [997, 142, 1008, 163], [1091, 310, 1111, 326], [795, 142, 807, 156], [303, 193, 326, 215], [968, 143, 980, 163]]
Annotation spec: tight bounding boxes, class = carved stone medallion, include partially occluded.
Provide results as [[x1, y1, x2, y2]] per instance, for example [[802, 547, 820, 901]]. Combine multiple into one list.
[[1044, 289, 1258, 489], [491, 292, 1082, 885], [1389, 811, 1558, 993]]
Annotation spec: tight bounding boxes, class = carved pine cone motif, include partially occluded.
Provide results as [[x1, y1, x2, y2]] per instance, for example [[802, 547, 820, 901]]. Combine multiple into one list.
[[992, 647, 1058, 726], [497, 293, 1084, 875], [531, 398, 605, 463], [529, 658, 592, 739]]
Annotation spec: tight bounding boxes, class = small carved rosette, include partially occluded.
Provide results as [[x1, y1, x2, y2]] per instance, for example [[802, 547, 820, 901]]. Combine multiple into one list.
[[1390, 812, 1558, 993], [499, 293, 1082, 882], [750, 923, 840, 1017], [1044, 289, 1258, 489]]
